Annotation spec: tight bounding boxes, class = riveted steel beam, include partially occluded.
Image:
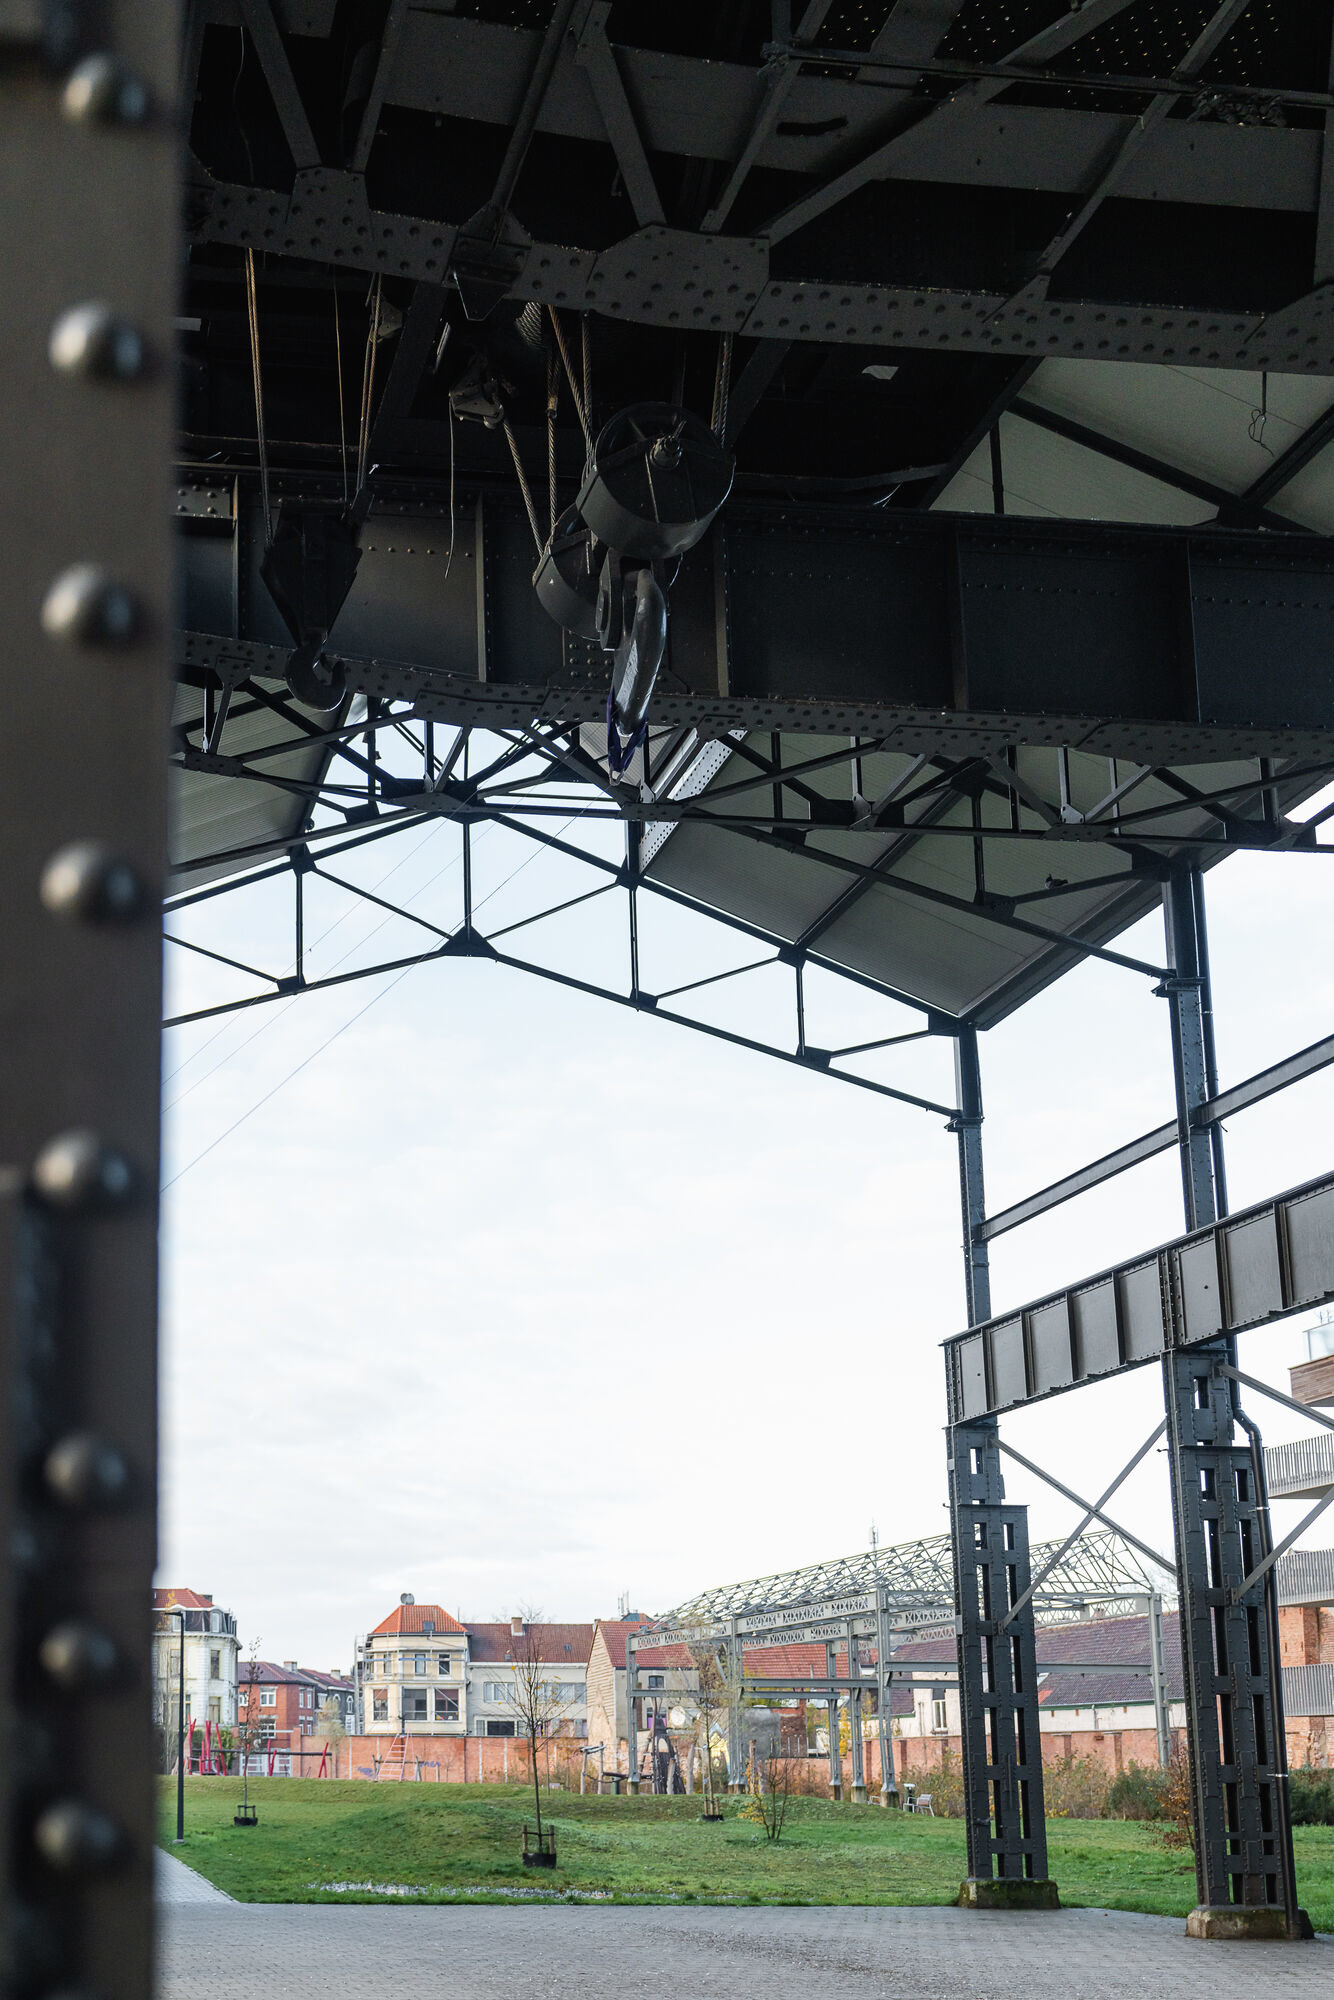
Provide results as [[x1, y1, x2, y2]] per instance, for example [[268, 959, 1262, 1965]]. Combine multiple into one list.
[[1, 10, 177, 1994]]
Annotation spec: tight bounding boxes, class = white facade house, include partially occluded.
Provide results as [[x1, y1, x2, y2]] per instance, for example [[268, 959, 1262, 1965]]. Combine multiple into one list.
[[465, 1619, 592, 1738], [357, 1597, 469, 1735], [152, 1587, 239, 1732]]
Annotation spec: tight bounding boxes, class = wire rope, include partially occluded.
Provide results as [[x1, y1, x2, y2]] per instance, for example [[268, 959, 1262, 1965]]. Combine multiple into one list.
[[547, 305, 591, 453], [502, 417, 544, 554], [164, 817, 465, 1102], [333, 282, 349, 503], [162, 816, 585, 1190], [244, 249, 272, 537]]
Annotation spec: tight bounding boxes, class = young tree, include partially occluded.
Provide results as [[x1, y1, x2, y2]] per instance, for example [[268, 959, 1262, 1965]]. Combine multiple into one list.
[[234, 1640, 267, 1814], [689, 1643, 727, 1816], [502, 1611, 574, 1853]]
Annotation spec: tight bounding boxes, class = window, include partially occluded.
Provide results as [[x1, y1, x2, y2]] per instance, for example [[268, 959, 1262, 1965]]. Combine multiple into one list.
[[402, 1690, 428, 1722], [209, 1650, 221, 1680], [208, 1698, 221, 1724], [485, 1720, 515, 1737], [647, 1674, 664, 1690], [372, 1691, 388, 1722], [411, 1653, 426, 1676], [932, 1698, 948, 1733], [437, 1653, 451, 1675], [260, 1689, 276, 1708], [258, 1719, 276, 1740], [483, 1682, 507, 1704], [434, 1688, 459, 1722]]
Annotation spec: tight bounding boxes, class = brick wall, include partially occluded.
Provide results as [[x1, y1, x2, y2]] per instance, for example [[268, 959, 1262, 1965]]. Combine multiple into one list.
[[286, 1732, 594, 1784], [1278, 1604, 1334, 1665]]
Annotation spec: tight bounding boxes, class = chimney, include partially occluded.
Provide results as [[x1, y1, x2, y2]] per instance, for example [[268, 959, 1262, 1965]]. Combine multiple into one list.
[[284, 1660, 297, 1670], [510, 1615, 524, 1637]]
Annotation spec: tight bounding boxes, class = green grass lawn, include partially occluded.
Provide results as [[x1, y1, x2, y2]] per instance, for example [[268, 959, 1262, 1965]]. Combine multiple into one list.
[[159, 1777, 1334, 1926]]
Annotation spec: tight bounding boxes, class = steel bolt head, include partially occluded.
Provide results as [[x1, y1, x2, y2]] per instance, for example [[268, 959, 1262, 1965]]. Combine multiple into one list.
[[39, 1620, 120, 1691], [32, 1799, 125, 1875], [61, 54, 149, 126], [39, 842, 144, 924], [49, 303, 146, 383], [41, 566, 138, 647], [43, 1433, 131, 1512], [32, 1131, 135, 1210]]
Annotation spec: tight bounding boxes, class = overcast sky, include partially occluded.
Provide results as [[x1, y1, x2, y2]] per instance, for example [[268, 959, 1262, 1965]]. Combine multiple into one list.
[[158, 780, 1334, 1671]]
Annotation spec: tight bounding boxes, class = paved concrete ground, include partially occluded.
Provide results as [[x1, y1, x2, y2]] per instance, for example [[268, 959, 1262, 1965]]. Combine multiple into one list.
[[158, 1877, 1334, 1999], [156, 1849, 234, 1905]]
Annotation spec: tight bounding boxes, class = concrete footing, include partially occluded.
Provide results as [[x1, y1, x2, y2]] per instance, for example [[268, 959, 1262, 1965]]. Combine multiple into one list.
[[957, 1878, 1060, 1911], [1185, 1905, 1314, 1941]]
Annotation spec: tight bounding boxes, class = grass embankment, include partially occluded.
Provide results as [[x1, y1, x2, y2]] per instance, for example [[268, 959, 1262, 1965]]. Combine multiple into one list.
[[160, 1777, 1334, 1925]]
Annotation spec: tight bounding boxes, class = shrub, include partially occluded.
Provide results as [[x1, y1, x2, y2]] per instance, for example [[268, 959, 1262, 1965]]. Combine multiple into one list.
[[1041, 1753, 1111, 1821], [1158, 1739, 1194, 1851], [1106, 1761, 1169, 1821], [1289, 1767, 1334, 1826]]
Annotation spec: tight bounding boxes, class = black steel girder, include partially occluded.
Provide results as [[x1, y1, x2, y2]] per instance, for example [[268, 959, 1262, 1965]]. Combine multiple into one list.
[[179, 481, 1334, 762]]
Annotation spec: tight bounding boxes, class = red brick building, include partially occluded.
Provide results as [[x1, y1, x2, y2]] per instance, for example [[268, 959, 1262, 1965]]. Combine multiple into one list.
[[237, 1659, 354, 1756]]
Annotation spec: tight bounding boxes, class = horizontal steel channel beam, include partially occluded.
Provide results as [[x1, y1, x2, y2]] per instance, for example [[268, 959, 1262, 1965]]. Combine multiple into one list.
[[947, 1166, 1334, 1420], [179, 497, 1334, 762], [979, 1122, 1178, 1241], [980, 1029, 1334, 1241], [188, 165, 1334, 372], [1202, 1028, 1334, 1125]]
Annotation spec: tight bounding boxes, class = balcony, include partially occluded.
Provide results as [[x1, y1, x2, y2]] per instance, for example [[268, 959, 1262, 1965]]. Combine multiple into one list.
[[1276, 1546, 1334, 1608], [1265, 1434, 1334, 1501]]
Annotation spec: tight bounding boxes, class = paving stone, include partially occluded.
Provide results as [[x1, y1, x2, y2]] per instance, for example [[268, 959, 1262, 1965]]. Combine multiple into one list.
[[157, 1900, 1334, 1998]]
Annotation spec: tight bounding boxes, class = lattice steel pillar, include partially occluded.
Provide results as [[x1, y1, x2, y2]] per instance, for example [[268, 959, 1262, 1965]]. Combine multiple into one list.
[[948, 1030, 1056, 1907], [1159, 872, 1305, 1939], [625, 1640, 639, 1793], [1, 12, 176, 1996], [848, 1627, 867, 1802], [726, 1621, 744, 1790], [825, 1642, 843, 1800]]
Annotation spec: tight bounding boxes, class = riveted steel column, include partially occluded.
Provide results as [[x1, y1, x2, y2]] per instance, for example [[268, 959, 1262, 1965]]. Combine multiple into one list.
[[949, 1423, 1052, 1893], [825, 1641, 843, 1800], [1148, 1591, 1170, 1770], [876, 1594, 896, 1803], [1, 10, 176, 1997], [726, 1621, 744, 1789], [948, 1030, 1054, 1904], [1159, 873, 1303, 1937], [848, 1625, 867, 1802], [1165, 1349, 1300, 1931], [625, 1637, 639, 1792]]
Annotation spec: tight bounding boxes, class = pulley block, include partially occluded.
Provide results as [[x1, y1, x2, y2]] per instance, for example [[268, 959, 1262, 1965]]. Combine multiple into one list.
[[576, 402, 733, 561]]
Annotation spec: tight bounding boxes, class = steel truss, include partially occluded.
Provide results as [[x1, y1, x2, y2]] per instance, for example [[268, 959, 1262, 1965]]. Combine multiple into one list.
[[940, 866, 1322, 1931], [635, 1531, 1161, 1805]]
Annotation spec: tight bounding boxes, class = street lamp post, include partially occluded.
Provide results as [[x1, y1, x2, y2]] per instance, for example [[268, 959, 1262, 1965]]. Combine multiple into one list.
[[163, 1608, 187, 1842]]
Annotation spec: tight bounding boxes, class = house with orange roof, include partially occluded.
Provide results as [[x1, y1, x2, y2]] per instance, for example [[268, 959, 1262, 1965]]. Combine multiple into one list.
[[357, 1594, 469, 1735]]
